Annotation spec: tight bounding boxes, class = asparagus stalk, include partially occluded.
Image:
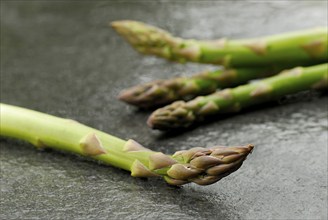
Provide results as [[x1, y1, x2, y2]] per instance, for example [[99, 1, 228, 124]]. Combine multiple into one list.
[[119, 66, 289, 108], [111, 20, 327, 67], [148, 63, 328, 130], [0, 103, 253, 186]]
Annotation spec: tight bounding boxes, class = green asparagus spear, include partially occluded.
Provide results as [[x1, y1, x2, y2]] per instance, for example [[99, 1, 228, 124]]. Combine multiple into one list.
[[148, 63, 328, 130], [111, 20, 327, 67], [0, 103, 253, 186], [119, 66, 289, 108]]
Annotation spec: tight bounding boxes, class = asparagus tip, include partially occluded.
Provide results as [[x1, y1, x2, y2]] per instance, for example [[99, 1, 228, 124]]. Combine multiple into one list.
[[110, 20, 131, 31], [247, 144, 254, 153], [111, 20, 139, 42], [111, 20, 144, 38], [118, 79, 184, 108], [147, 101, 194, 130], [110, 20, 120, 28], [117, 89, 132, 102], [166, 144, 255, 185], [117, 84, 157, 108], [146, 115, 156, 129], [111, 20, 175, 59]]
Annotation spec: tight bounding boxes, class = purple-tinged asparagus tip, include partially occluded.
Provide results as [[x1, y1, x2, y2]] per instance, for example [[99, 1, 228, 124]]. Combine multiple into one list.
[[165, 144, 254, 186]]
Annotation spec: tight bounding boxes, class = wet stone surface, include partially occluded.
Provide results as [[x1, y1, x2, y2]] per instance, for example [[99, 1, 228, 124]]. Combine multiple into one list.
[[1, 1, 327, 219]]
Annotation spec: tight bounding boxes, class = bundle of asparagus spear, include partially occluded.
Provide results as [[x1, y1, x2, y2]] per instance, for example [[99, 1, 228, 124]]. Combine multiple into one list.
[[112, 20, 328, 130], [1, 21, 326, 187]]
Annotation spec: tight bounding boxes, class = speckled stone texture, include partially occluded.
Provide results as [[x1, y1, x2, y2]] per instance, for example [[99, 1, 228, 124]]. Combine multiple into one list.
[[1, 1, 327, 219]]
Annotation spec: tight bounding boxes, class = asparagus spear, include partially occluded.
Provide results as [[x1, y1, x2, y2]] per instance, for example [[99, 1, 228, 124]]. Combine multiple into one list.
[[119, 66, 289, 108], [111, 20, 327, 67], [148, 63, 328, 130], [0, 103, 253, 186]]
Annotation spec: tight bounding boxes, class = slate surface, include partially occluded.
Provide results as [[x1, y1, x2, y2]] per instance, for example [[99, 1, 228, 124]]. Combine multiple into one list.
[[1, 1, 327, 219]]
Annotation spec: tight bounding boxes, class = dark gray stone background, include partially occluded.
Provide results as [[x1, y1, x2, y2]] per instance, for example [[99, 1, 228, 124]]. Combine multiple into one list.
[[1, 1, 327, 219]]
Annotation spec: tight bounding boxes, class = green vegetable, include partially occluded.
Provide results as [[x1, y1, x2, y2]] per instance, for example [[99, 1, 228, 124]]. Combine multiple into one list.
[[148, 63, 328, 130], [119, 66, 289, 108], [111, 20, 327, 67], [0, 103, 253, 186]]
